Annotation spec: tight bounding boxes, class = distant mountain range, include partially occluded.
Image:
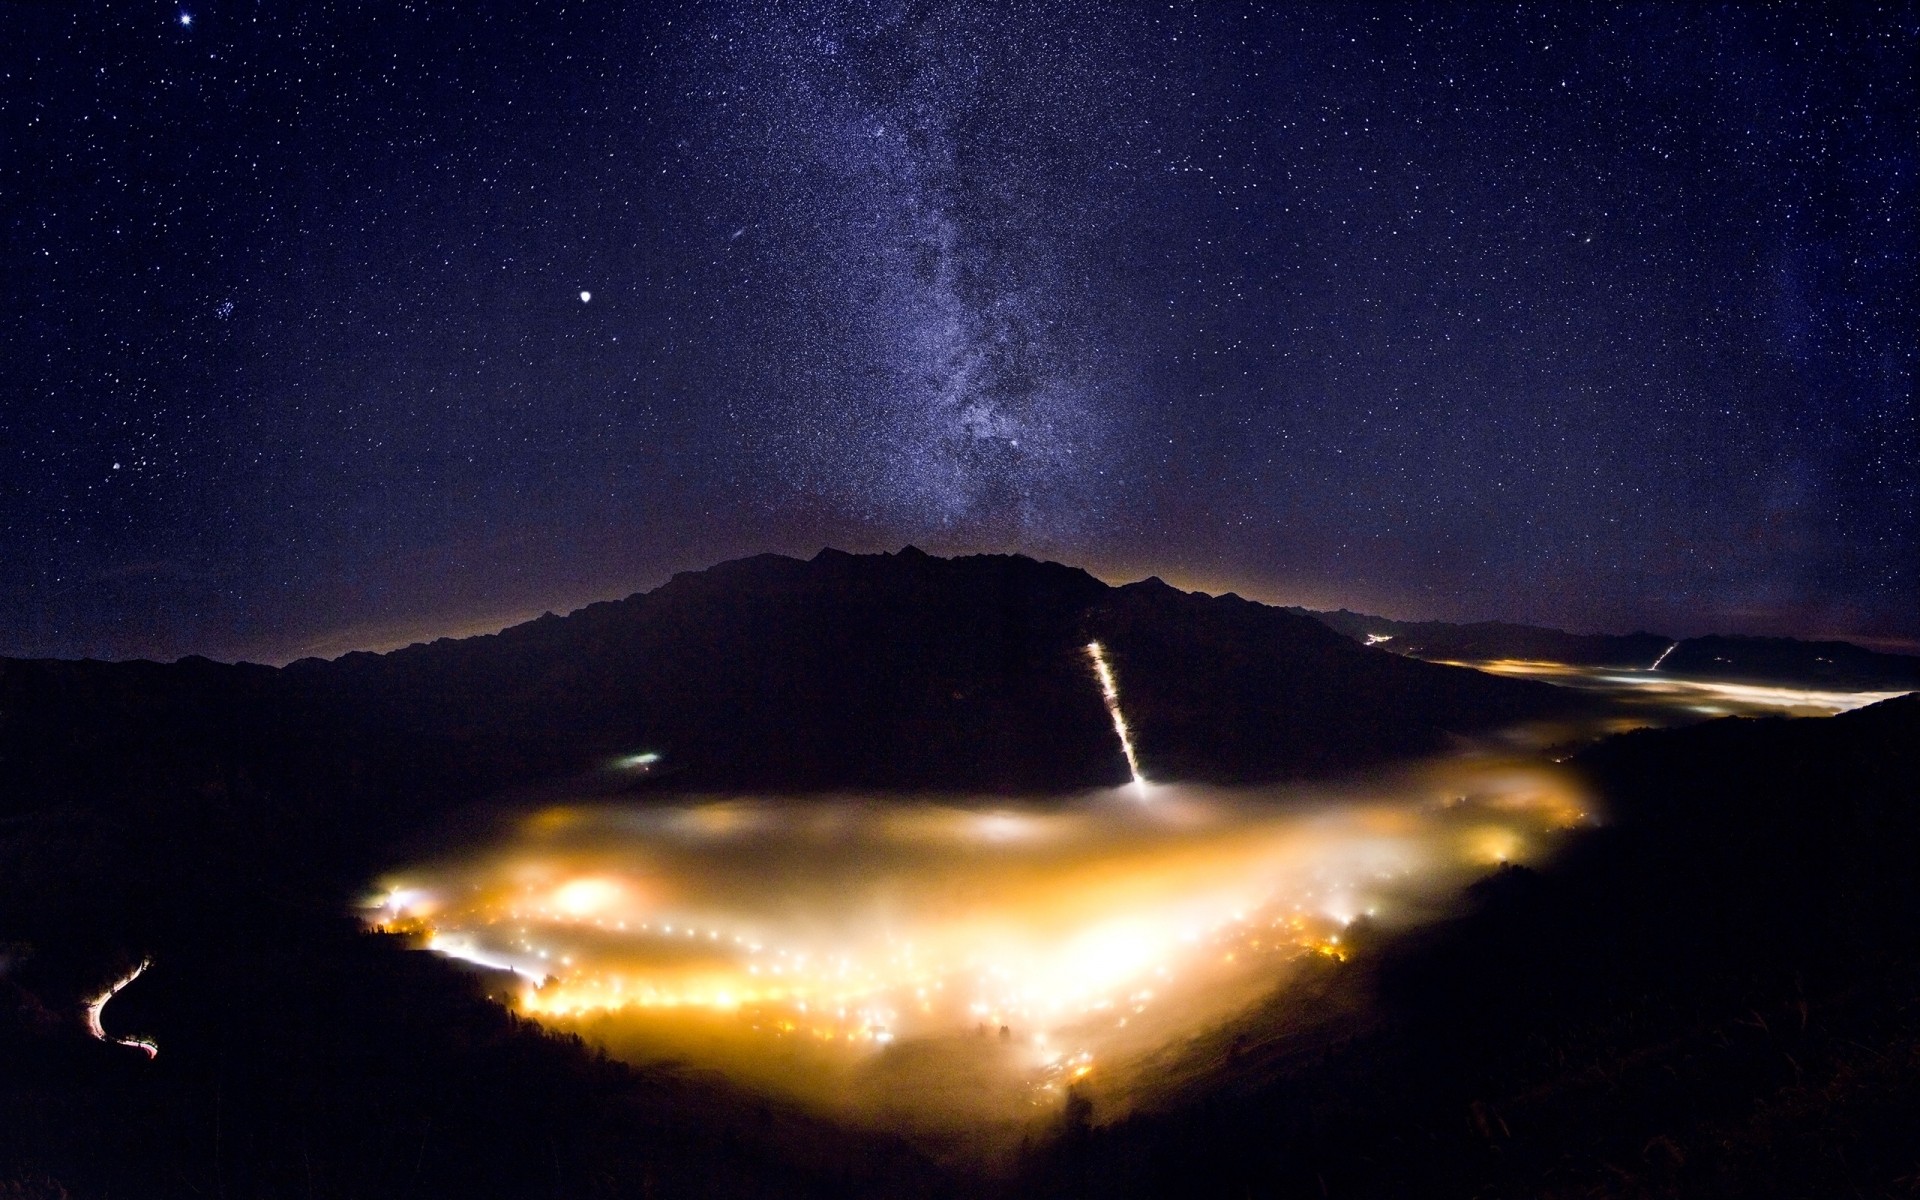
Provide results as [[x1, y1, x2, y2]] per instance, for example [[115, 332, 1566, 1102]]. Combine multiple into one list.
[[1289, 607, 1920, 691], [11, 550, 1911, 848], [272, 546, 1588, 794]]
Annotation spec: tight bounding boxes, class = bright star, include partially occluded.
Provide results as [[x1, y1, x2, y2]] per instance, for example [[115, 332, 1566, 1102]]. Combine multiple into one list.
[[579, 290, 592, 303], [178, 12, 193, 26]]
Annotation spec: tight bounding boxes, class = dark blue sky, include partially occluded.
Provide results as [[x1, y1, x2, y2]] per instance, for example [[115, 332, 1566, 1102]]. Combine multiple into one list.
[[4, 2, 1913, 661]]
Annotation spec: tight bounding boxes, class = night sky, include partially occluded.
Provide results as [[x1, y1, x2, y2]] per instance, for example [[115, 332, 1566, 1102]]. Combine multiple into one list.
[[4, 2, 1914, 662]]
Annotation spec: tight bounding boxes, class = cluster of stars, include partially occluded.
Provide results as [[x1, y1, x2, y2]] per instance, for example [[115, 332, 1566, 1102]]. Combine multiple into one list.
[[1, 3, 1911, 659]]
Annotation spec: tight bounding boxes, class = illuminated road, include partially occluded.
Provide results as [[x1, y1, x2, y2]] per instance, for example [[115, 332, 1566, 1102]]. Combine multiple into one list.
[[84, 958, 157, 1059], [1086, 641, 1147, 796]]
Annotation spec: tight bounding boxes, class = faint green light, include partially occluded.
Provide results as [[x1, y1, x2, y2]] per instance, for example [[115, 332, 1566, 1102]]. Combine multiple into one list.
[[616, 752, 662, 770]]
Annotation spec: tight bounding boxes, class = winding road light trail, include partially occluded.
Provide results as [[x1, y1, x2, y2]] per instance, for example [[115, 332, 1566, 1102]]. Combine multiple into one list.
[[1648, 642, 1679, 671], [84, 958, 157, 1058], [1087, 641, 1147, 797]]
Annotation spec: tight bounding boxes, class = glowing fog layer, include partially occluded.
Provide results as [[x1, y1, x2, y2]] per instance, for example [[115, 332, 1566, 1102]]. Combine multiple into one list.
[[371, 763, 1591, 1109]]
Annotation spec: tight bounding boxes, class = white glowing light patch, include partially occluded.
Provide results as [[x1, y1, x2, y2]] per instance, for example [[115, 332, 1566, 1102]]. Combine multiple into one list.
[[426, 933, 549, 982], [552, 877, 625, 916], [84, 958, 157, 1059], [1087, 641, 1147, 796], [1648, 642, 1679, 671]]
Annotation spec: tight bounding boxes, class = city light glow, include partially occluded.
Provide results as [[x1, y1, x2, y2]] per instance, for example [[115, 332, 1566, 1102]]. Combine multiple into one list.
[[370, 761, 1592, 1121]]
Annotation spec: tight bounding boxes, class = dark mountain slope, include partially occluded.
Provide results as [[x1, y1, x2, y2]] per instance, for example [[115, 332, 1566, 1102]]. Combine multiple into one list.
[[286, 548, 1123, 793], [0, 548, 1593, 935], [278, 547, 1589, 792]]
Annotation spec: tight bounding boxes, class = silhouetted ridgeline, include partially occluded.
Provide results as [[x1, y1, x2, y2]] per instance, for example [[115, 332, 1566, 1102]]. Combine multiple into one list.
[[1296, 607, 1920, 689], [0, 550, 1592, 895], [1029, 693, 1920, 1198], [278, 547, 1589, 791]]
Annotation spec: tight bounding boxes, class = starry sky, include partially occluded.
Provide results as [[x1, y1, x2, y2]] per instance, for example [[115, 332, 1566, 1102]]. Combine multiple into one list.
[[4, 2, 1914, 662]]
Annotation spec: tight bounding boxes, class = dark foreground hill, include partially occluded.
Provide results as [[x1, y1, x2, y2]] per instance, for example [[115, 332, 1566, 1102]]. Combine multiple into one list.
[[1030, 692, 1920, 1198], [0, 547, 1589, 1198], [1296, 606, 1920, 690], [7, 549, 1910, 1198]]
